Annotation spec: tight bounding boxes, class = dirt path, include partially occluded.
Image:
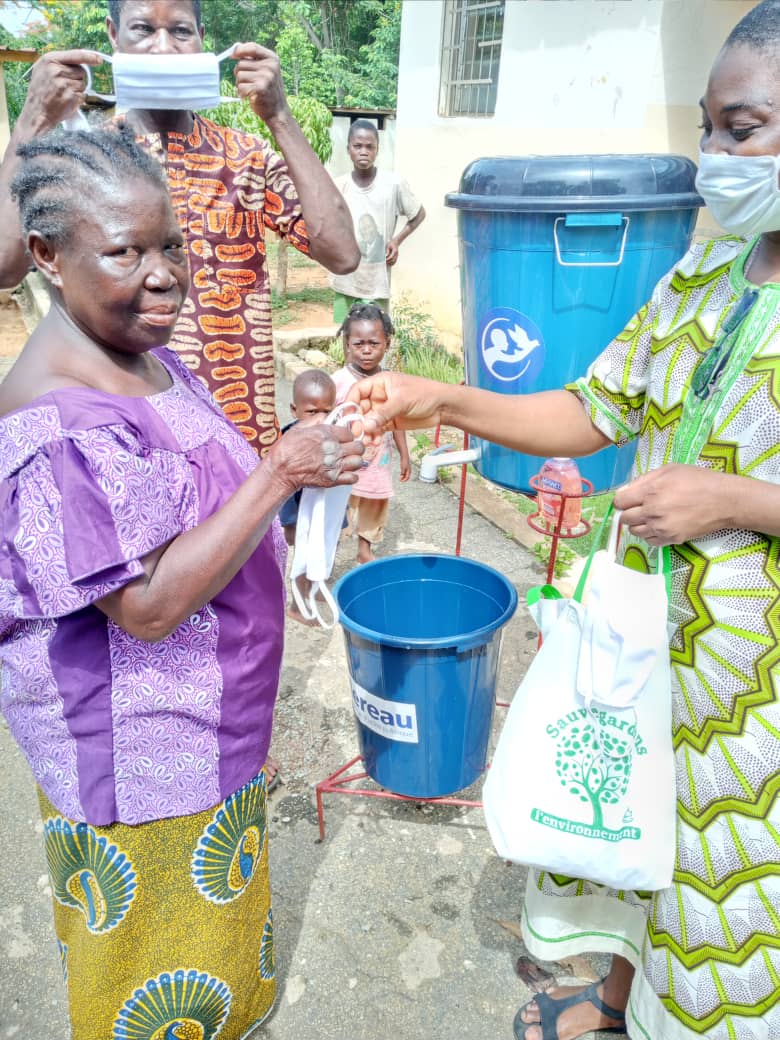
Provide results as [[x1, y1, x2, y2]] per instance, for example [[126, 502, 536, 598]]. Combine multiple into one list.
[[278, 299, 334, 329]]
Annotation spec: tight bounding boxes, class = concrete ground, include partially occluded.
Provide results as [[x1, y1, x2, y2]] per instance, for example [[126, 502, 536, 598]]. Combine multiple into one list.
[[0, 363, 610, 1040]]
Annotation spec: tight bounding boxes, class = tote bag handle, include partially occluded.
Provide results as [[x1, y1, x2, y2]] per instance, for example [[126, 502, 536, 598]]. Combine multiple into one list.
[[572, 503, 671, 603]]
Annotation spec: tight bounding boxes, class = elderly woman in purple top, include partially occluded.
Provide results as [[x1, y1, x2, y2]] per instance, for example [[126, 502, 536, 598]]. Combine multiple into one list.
[[0, 127, 362, 1039]]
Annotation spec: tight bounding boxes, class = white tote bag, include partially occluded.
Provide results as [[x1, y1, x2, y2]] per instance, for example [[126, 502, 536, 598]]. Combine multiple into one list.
[[482, 511, 676, 891]]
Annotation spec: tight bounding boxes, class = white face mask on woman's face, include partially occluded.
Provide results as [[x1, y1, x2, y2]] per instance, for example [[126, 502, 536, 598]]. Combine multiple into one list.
[[696, 151, 780, 237]]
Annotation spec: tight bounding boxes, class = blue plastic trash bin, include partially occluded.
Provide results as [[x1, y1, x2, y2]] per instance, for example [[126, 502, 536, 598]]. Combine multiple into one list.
[[445, 154, 703, 493], [334, 554, 517, 798]]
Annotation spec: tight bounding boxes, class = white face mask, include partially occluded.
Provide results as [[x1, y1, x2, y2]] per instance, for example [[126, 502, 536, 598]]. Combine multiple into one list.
[[61, 45, 239, 129], [695, 151, 780, 236], [290, 403, 364, 629], [291, 482, 354, 629]]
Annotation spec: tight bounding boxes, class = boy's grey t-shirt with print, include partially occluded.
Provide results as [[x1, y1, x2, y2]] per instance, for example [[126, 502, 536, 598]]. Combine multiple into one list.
[[331, 169, 422, 300]]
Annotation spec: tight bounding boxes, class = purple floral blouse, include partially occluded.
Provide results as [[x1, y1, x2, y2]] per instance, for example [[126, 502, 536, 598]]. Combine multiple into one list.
[[0, 349, 286, 826]]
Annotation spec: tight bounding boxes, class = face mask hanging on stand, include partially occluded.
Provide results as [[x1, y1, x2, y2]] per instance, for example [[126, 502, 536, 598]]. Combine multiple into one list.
[[61, 45, 241, 131]]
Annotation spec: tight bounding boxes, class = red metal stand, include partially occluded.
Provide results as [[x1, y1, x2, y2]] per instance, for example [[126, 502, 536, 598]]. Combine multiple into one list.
[[315, 756, 485, 840], [433, 399, 469, 558]]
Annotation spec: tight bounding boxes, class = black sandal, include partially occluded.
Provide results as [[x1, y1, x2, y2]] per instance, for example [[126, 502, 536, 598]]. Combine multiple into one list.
[[513, 978, 627, 1039]]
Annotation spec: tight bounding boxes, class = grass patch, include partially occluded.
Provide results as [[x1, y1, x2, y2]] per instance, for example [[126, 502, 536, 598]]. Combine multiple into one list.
[[402, 342, 463, 382], [391, 295, 464, 384], [271, 286, 334, 326], [271, 286, 333, 307]]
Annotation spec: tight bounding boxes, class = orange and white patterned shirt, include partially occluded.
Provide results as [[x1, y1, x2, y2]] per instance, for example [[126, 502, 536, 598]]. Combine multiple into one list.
[[136, 115, 310, 456]]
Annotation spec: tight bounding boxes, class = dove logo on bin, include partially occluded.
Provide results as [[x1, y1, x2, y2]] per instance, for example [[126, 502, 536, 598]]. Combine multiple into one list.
[[351, 681, 419, 743], [478, 307, 545, 385]]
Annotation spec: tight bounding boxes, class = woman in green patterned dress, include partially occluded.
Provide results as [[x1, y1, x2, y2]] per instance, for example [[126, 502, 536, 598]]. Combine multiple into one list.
[[347, 3, 780, 1038]]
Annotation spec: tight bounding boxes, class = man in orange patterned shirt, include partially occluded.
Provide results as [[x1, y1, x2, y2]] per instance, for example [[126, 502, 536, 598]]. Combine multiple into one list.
[[0, 0, 359, 457]]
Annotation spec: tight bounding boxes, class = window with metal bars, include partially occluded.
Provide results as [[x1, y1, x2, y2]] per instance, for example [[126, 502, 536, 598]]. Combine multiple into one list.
[[439, 0, 505, 117]]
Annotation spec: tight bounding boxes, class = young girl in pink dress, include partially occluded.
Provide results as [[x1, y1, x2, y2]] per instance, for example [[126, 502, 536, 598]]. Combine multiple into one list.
[[332, 304, 411, 563]]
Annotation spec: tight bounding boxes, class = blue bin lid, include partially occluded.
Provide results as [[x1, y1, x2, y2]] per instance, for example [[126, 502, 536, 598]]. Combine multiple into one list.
[[445, 154, 703, 213]]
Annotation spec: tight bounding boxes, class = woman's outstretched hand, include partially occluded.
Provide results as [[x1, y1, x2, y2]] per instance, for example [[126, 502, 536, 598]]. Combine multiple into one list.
[[265, 420, 364, 494], [346, 372, 448, 448], [614, 463, 731, 545]]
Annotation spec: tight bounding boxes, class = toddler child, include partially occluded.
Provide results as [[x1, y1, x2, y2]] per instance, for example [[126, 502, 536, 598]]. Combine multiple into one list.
[[279, 369, 340, 624], [332, 304, 411, 563]]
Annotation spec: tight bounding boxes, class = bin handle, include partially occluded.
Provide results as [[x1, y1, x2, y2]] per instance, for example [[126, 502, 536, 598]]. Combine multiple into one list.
[[553, 214, 630, 268]]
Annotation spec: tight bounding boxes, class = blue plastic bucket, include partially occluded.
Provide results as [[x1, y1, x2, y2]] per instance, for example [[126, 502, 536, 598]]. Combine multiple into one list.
[[334, 554, 517, 798], [446, 154, 703, 493]]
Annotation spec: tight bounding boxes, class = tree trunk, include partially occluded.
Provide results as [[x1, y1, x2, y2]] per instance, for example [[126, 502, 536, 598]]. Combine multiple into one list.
[[320, 1, 333, 49], [274, 239, 289, 298]]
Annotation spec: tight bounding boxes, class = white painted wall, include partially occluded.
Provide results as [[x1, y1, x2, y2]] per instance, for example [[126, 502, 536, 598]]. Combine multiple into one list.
[[393, 0, 755, 346]]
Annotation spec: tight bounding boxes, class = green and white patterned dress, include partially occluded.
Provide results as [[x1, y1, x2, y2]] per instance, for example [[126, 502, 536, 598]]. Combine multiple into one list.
[[522, 237, 780, 1040]]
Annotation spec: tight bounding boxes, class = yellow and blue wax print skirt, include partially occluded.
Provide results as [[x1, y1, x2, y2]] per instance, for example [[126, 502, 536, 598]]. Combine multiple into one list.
[[38, 770, 274, 1040]]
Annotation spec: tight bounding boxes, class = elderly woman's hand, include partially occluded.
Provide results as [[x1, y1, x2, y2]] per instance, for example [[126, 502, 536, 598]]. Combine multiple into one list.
[[265, 419, 364, 496]]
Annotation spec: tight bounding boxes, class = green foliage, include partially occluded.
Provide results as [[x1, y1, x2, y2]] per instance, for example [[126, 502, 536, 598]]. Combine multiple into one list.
[[392, 294, 443, 355], [392, 295, 464, 384], [401, 342, 463, 384], [199, 0, 285, 55], [275, 19, 320, 99], [29, 1, 114, 92], [0, 22, 34, 124], [266, 0, 401, 108], [409, 431, 433, 461], [201, 83, 332, 164], [531, 540, 576, 579], [30, 0, 106, 49], [344, 0, 402, 108], [327, 335, 345, 367], [13, 0, 401, 114], [271, 286, 332, 308]]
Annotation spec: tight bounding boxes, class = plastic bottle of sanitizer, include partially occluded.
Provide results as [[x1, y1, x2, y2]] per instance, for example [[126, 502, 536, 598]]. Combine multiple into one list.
[[537, 457, 582, 530]]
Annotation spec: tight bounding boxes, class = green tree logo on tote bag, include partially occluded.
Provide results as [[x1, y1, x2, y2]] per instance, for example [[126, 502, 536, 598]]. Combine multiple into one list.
[[530, 712, 644, 842]]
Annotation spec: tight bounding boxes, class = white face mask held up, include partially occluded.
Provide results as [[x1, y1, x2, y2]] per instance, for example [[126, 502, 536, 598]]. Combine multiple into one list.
[[61, 45, 241, 129], [696, 150, 780, 237], [290, 403, 364, 629]]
